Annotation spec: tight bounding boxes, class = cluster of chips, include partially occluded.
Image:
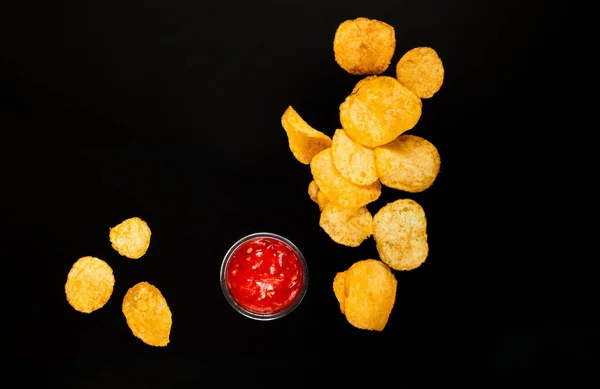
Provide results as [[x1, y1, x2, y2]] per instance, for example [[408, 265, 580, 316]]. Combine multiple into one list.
[[64, 217, 173, 347], [281, 17, 444, 331]]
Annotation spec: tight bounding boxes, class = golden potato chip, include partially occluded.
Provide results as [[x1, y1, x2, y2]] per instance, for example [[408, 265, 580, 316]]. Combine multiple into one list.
[[122, 281, 172, 347], [373, 199, 428, 271], [374, 135, 441, 193], [341, 259, 397, 331], [310, 148, 381, 209], [331, 129, 378, 185], [340, 76, 422, 148], [316, 191, 330, 211], [308, 180, 330, 211], [281, 106, 332, 164], [319, 204, 373, 247], [308, 180, 319, 203], [333, 271, 346, 314], [396, 47, 444, 99], [65, 256, 115, 313], [109, 217, 151, 259], [333, 17, 396, 75]]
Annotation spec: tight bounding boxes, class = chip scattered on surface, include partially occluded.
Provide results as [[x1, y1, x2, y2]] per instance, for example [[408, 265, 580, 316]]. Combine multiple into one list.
[[373, 199, 428, 271], [122, 281, 172, 347], [65, 256, 115, 313], [331, 129, 378, 185], [310, 148, 381, 209], [319, 204, 373, 247], [396, 47, 444, 99], [308, 180, 330, 211], [281, 106, 332, 164], [109, 217, 151, 259], [375, 134, 441, 193], [333, 17, 396, 75], [340, 76, 422, 147], [334, 259, 397, 331]]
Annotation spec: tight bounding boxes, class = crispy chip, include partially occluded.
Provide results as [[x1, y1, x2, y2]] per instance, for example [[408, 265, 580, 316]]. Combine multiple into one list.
[[310, 148, 381, 209], [374, 135, 441, 193], [109, 217, 151, 259], [281, 106, 332, 164], [333, 18, 396, 75], [373, 199, 428, 271], [340, 76, 422, 147], [340, 259, 397, 331], [308, 180, 320, 203], [308, 180, 330, 211], [320, 203, 373, 247], [396, 47, 444, 99], [316, 191, 330, 211], [122, 281, 172, 347], [65, 256, 115, 313], [333, 271, 346, 314], [331, 129, 378, 185]]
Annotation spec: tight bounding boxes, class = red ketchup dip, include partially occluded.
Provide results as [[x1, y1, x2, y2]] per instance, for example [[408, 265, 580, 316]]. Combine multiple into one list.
[[221, 233, 307, 319]]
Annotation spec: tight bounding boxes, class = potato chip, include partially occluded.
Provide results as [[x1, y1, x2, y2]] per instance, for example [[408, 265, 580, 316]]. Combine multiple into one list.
[[374, 135, 441, 193], [122, 281, 172, 347], [281, 106, 332, 164], [65, 256, 115, 313], [333, 17, 396, 75], [308, 180, 330, 211], [340, 259, 397, 331], [396, 47, 444, 99], [308, 180, 319, 203], [109, 217, 151, 259], [310, 148, 381, 209], [319, 204, 373, 247], [333, 271, 346, 314], [340, 76, 422, 148], [331, 129, 378, 185], [373, 199, 428, 271]]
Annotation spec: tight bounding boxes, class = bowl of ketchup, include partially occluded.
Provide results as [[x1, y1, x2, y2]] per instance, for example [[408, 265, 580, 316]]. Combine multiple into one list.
[[220, 232, 308, 320]]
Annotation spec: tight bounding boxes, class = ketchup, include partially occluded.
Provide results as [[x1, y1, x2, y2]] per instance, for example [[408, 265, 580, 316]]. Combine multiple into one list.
[[225, 237, 304, 314]]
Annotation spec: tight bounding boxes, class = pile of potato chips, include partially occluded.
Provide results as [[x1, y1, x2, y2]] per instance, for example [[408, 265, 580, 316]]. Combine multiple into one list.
[[64, 217, 173, 347], [282, 17, 444, 331]]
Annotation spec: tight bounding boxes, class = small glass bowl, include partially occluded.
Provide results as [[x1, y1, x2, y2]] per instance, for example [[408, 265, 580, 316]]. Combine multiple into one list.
[[220, 232, 308, 321]]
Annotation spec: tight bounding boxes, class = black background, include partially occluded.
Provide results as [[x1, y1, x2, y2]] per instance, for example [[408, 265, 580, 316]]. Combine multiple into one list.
[[1, 0, 593, 386]]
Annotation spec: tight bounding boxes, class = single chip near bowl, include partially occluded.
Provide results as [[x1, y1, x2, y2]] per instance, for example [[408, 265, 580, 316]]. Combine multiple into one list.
[[374, 134, 441, 193], [310, 148, 381, 209], [65, 256, 115, 313], [331, 129, 378, 186], [340, 76, 422, 148], [396, 47, 444, 99], [281, 106, 332, 165], [122, 281, 173, 347], [373, 199, 429, 271], [109, 217, 152, 259], [333, 17, 396, 75], [334, 259, 397, 331], [319, 203, 373, 247]]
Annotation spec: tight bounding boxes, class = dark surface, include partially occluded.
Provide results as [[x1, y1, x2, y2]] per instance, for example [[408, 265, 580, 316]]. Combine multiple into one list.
[[1, 0, 594, 385]]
